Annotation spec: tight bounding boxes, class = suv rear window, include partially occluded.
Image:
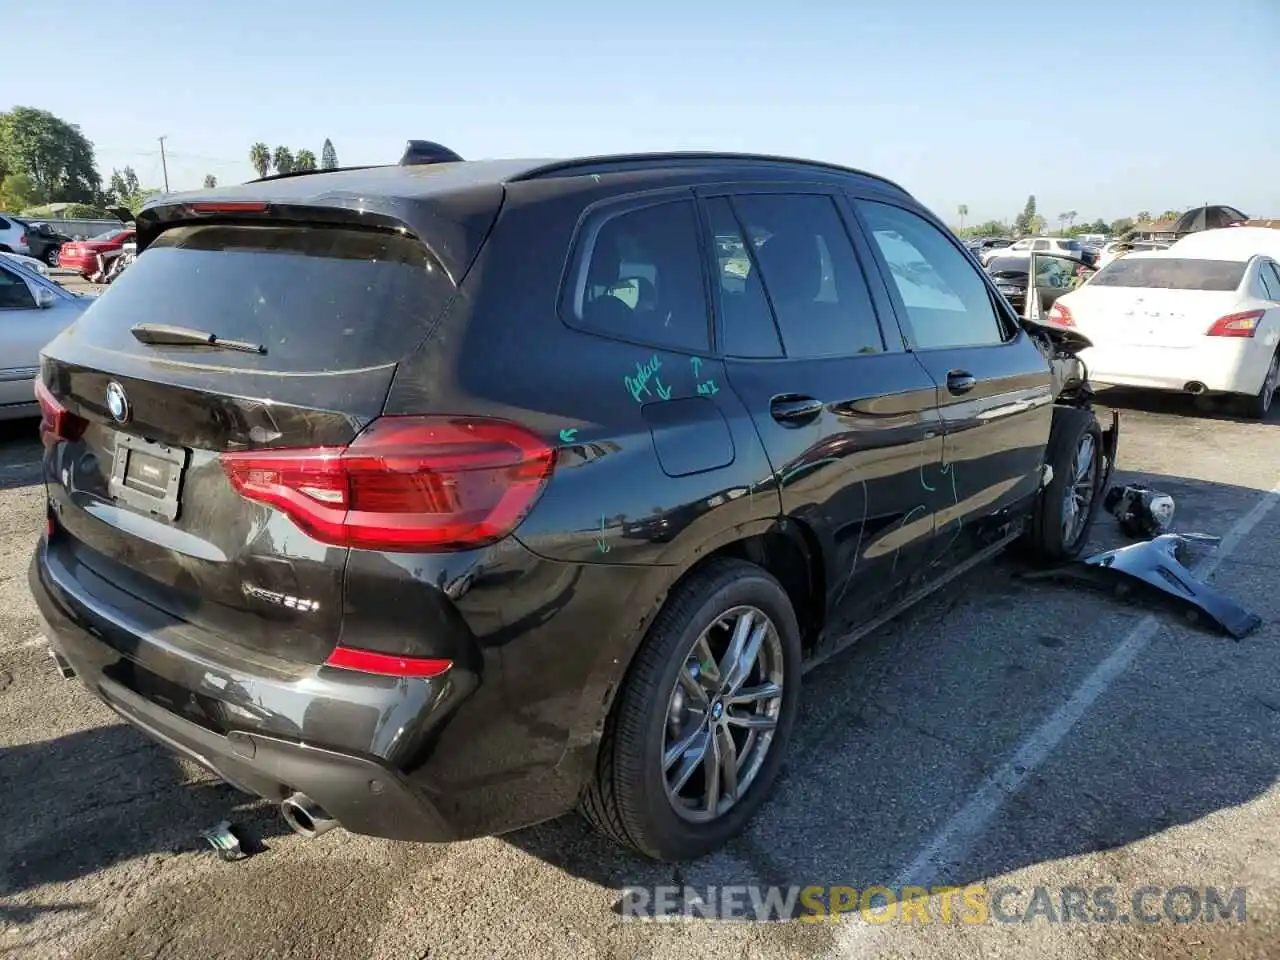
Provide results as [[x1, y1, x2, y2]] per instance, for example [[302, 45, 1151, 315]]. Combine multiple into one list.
[[1090, 258, 1246, 291], [74, 224, 455, 372]]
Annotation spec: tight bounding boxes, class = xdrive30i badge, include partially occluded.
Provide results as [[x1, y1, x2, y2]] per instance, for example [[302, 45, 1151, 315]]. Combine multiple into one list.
[[105, 381, 130, 423]]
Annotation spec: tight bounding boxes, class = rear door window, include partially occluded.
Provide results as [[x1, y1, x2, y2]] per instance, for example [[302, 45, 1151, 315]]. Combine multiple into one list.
[[567, 199, 710, 353], [1258, 262, 1280, 300], [858, 200, 1008, 350], [0, 263, 37, 309], [702, 197, 783, 357], [730, 193, 885, 358], [70, 223, 458, 372]]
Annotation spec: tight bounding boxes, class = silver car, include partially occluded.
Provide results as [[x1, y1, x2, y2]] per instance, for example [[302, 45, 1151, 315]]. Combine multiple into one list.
[[0, 257, 89, 419]]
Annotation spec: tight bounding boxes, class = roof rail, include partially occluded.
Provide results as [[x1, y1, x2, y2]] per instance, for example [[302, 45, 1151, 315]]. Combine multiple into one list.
[[510, 152, 909, 193], [400, 140, 464, 166]]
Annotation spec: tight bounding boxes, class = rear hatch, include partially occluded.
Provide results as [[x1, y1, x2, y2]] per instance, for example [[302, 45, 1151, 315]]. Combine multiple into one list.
[[39, 216, 469, 664], [1065, 256, 1248, 347]]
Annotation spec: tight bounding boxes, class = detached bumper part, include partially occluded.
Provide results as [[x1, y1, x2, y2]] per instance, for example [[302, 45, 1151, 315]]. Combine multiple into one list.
[[1025, 533, 1262, 639]]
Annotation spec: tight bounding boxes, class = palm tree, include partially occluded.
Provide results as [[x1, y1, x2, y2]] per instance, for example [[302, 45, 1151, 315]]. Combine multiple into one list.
[[958, 204, 968, 230], [249, 143, 270, 179], [272, 146, 294, 175], [203, 174, 217, 189], [294, 149, 317, 172], [1065, 210, 1077, 229]]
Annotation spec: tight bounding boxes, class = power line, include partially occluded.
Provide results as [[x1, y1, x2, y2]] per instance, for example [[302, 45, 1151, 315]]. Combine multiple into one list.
[[157, 136, 170, 192]]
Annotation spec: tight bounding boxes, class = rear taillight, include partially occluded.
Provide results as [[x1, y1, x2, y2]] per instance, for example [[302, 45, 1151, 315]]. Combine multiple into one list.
[[1047, 302, 1075, 327], [1206, 309, 1263, 338], [324, 645, 452, 678], [220, 416, 556, 551], [34, 380, 87, 448]]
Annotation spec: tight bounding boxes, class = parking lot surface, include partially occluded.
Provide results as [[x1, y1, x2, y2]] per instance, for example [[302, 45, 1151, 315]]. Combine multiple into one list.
[[1, 389, 1277, 959]]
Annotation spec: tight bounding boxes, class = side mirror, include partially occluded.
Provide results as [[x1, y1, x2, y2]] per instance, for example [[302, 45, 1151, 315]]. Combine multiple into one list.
[[35, 287, 55, 309]]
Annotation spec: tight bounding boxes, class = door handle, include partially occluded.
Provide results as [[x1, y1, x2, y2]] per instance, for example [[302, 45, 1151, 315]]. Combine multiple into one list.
[[946, 370, 977, 395], [770, 395, 824, 425]]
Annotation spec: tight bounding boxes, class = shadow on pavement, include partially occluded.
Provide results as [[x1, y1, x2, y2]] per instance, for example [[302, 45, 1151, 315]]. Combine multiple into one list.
[[503, 468, 1278, 916], [0, 722, 290, 898], [1097, 384, 1278, 424]]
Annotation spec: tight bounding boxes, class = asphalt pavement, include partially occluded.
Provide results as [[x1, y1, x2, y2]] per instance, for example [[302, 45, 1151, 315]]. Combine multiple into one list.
[[1, 388, 1277, 960]]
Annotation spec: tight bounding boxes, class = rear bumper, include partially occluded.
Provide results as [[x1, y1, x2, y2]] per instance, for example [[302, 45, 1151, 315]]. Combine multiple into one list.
[[1081, 340, 1270, 395], [30, 541, 461, 842]]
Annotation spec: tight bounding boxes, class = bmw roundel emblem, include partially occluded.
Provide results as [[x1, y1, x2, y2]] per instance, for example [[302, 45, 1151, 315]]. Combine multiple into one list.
[[105, 381, 130, 423]]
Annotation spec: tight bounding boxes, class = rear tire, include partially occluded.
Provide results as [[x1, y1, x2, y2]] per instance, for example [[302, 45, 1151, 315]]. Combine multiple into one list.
[[1024, 407, 1105, 563], [580, 558, 802, 861], [1241, 350, 1279, 420]]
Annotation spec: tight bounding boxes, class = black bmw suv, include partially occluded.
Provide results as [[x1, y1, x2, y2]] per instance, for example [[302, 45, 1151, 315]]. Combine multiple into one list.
[[30, 147, 1118, 861]]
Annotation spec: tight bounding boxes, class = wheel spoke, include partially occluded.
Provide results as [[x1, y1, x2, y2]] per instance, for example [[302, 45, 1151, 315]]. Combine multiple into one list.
[[715, 723, 738, 803], [1074, 437, 1095, 481], [676, 664, 710, 707], [725, 709, 778, 730], [702, 725, 722, 814], [726, 681, 782, 706], [720, 617, 767, 695], [666, 726, 710, 794]]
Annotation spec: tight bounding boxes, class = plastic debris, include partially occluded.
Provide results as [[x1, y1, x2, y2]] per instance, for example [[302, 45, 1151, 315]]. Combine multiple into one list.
[[1104, 483, 1175, 538], [201, 820, 249, 862]]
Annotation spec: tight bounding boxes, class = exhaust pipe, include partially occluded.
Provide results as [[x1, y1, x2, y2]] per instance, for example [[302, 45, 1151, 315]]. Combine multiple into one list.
[[280, 793, 338, 839], [1185, 381, 1207, 395]]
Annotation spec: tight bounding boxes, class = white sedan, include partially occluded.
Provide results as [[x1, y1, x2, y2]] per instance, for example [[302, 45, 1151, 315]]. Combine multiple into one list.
[[1046, 250, 1280, 417]]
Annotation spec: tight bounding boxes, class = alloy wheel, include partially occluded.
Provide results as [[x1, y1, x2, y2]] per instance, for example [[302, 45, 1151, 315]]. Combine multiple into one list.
[[1061, 432, 1097, 546], [662, 605, 785, 823]]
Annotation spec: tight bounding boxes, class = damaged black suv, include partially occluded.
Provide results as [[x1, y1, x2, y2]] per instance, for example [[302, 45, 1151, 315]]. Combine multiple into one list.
[[30, 145, 1118, 862]]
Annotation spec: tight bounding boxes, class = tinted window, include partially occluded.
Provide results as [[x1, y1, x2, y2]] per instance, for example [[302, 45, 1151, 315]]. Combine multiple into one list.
[[571, 200, 709, 352], [731, 194, 884, 357], [1090, 258, 1245, 291], [703, 198, 782, 357], [0, 264, 37, 309], [1062, 239, 1082, 251], [859, 201, 1007, 349], [1265, 263, 1280, 300], [0, 217, 9, 230], [1032, 239, 1050, 251], [987, 257, 1029, 275], [73, 224, 458, 372]]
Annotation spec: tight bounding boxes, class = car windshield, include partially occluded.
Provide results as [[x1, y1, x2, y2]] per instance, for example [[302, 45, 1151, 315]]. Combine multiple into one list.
[[1090, 258, 1245, 290], [987, 258, 1028, 274]]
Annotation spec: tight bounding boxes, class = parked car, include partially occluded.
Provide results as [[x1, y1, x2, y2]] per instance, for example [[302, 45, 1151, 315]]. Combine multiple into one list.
[[1095, 239, 1170, 270], [0, 213, 34, 257], [967, 237, 1013, 257], [1170, 225, 1280, 262], [21, 220, 73, 267], [986, 253, 1094, 314], [0, 257, 89, 420], [30, 149, 1119, 862], [981, 236, 1094, 267], [1048, 250, 1280, 417], [58, 226, 135, 279], [0, 250, 51, 276]]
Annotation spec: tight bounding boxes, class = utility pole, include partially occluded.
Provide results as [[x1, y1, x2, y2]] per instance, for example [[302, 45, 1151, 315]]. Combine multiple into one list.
[[157, 136, 170, 193]]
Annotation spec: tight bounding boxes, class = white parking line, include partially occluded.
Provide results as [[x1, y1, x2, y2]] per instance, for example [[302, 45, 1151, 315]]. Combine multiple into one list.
[[831, 478, 1280, 956], [0, 461, 41, 472]]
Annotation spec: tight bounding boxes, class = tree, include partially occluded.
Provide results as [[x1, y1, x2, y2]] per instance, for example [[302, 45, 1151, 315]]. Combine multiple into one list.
[[1057, 212, 1069, 233], [1158, 209, 1182, 222], [1013, 195, 1037, 235], [957, 204, 968, 230], [1026, 213, 1046, 236], [249, 142, 270, 179], [272, 146, 294, 175], [1134, 210, 1152, 224], [294, 149, 317, 172], [0, 106, 101, 204], [1110, 217, 1135, 236], [321, 138, 338, 170], [108, 166, 160, 215], [203, 174, 218, 189], [0, 172, 37, 211]]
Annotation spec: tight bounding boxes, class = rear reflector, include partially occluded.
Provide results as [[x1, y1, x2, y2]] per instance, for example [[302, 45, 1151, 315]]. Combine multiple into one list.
[[1206, 309, 1263, 338], [324, 645, 452, 678], [1047, 302, 1075, 327], [35, 380, 87, 448], [220, 416, 555, 551]]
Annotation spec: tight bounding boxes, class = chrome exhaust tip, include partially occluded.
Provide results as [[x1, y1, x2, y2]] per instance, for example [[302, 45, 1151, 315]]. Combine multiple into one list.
[[280, 793, 338, 839], [1185, 381, 1207, 395]]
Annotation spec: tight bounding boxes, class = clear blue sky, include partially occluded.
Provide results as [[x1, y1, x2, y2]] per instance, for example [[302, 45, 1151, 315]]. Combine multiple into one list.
[[7, 0, 1278, 224]]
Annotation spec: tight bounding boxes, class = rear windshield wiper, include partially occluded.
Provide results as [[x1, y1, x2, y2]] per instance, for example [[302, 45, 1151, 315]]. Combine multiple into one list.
[[130, 323, 266, 355]]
